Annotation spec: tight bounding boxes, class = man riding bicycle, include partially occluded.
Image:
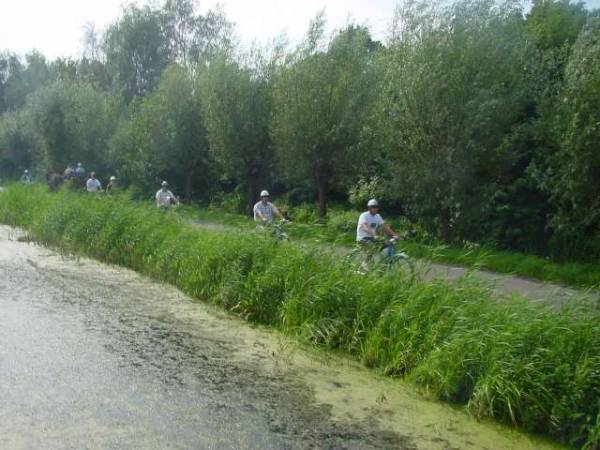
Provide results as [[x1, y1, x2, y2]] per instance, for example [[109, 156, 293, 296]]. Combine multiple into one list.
[[254, 190, 290, 240], [156, 181, 179, 209], [253, 190, 285, 224], [356, 199, 399, 260], [20, 169, 32, 184]]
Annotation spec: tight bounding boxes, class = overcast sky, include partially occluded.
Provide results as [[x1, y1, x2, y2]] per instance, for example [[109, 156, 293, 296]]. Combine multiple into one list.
[[1, 0, 600, 59]]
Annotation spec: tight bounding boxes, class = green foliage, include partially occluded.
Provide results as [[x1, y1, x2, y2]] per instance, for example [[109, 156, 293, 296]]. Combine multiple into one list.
[[0, 109, 39, 179], [24, 81, 116, 173], [348, 176, 394, 210], [543, 19, 600, 258], [111, 64, 212, 202], [1, 185, 598, 448], [103, 4, 171, 101], [527, 0, 589, 50], [0, 51, 51, 112], [200, 53, 274, 212], [103, 1, 232, 102], [369, 0, 537, 243], [271, 22, 380, 218]]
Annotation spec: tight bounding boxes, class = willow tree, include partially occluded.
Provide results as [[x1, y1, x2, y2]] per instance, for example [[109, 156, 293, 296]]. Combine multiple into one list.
[[271, 20, 380, 219], [27, 81, 116, 173], [370, 0, 534, 242], [111, 64, 211, 202], [542, 19, 600, 258], [200, 53, 275, 213]]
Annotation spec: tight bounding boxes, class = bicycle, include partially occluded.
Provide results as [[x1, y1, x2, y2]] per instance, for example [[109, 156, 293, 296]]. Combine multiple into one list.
[[345, 236, 414, 275], [258, 219, 291, 242]]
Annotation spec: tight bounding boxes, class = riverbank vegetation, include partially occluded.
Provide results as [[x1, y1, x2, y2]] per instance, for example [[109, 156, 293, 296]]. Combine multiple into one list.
[[0, 185, 598, 448], [1, 0, 600, 268]]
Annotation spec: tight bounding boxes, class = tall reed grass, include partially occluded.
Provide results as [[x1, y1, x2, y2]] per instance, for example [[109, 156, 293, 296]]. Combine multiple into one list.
[[193, 205, 600, 289], [1, 185, 598, 448]]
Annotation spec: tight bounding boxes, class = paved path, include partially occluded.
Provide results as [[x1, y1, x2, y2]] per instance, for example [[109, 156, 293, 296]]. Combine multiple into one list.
[[190, 220, 597, 307]]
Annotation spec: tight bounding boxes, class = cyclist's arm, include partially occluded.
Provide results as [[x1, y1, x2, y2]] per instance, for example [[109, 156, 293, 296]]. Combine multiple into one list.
[[253, 205, 266, 222], [359, 219, 375, 237]]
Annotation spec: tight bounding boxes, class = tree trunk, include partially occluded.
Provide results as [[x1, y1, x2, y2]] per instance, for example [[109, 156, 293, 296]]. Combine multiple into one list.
[[317, 171, 328, 222], [246, 172, 259, 216], [439, 208, 451, 244]]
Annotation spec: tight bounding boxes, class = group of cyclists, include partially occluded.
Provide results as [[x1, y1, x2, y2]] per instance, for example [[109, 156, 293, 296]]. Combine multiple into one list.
[[62, 163, 119, 194], [25, 164, 119, 194], [23, 165, 405, 269], [252, 189, 403, 268], [253, 189, 398, 242]]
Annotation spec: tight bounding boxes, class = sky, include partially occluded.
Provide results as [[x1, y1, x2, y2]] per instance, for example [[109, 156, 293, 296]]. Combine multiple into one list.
[[1, 0, 600, 59]]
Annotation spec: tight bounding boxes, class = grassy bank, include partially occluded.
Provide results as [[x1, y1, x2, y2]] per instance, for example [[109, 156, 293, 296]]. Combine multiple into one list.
[[188, 206, 600, 290], [1, 185, 598, 448]]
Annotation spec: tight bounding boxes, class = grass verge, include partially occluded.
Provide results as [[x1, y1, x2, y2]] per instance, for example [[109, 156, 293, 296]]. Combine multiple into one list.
[[1, 185, 598, 448]]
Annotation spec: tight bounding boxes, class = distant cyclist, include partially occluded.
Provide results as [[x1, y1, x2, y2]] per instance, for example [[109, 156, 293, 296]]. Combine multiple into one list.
[[105, 176, 118, 195], [75, 162, 86, 180], [253, 190, 285, 224], [20, 169, 32, 184], [86, 172, 103, 193], [156, 181, 179, 209], [356, 199, 399, 244], [63, 165, 75, 180]]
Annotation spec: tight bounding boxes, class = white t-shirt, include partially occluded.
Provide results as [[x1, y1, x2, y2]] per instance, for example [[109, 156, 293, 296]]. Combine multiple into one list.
[[156, 189, 176, 207], [86, 178, 102, 193], [253, 201, 279, 222], [356, 212, 384, 241]]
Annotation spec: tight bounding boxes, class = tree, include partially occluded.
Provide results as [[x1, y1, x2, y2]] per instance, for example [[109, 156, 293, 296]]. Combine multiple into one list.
[[539, 19, 600, 258], [271, 21, 380, 219], [0, 52, 50, 112], [82, 22, 102, 62], [526, 0, 588, 50], [370, 0, 535, 242], [161, 0, 233, 66], [0, 110, 39, 179], [27, 82, 116, 173], [112, 64, 212, 203], [103, 4, 171, 102], [201, 53, 275, 213]]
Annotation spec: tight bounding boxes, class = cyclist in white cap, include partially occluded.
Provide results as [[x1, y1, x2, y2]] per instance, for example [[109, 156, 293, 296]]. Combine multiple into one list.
[[253, 190, 285, 224], [20, 169, 32, 184], [356, 199, 398, 243], [106, 176, 118, 195], [155, 181, 179, 209]]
